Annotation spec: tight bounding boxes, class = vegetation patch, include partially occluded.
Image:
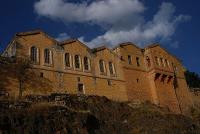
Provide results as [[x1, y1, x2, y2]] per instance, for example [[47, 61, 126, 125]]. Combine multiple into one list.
[[0, 94, 200, 134]]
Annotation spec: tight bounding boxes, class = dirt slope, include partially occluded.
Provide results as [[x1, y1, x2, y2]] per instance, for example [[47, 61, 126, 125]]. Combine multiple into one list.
[[0, 94, 199, 134]]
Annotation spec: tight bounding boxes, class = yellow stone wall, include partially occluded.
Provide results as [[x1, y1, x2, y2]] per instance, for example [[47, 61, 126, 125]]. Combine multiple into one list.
[[3, 30, 193, 113]]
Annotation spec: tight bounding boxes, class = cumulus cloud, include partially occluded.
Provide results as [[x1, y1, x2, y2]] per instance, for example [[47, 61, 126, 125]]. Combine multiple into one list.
[[56, 33, 70, 41], [81, 2, 191, 48], [34, 0, 191, 48], [34, 0, 145, 25]]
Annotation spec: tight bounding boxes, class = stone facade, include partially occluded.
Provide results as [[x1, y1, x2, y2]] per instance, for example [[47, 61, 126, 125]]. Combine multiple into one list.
[[2, 30, 193, 113]]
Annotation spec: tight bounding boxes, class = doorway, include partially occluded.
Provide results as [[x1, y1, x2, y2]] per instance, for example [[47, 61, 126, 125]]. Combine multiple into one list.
[[78, 83, 85, 94]]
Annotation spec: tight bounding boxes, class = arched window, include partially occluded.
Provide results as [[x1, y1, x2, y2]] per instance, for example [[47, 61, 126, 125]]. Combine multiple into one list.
[[160, 58, 164, 67], [65, 53, 71, 67], [44, 48, 52, 64], [30, 46, 37, 63], [44, 49, 50, 64], [75, 55, 80, 69], [84, 56, 90, 71], [128, 55, 132, 65], [146, 56, 151, 67], [109, 62, 115, 75], [136, 57, 140, 66], [165, 59, 168, 67], [99, 59, 105, 73]]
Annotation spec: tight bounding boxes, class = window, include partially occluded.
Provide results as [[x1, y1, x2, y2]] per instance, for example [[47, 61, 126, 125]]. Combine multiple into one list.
[[65, 53, 71, 67], [161, 75, 167, 83], [78, 83, 85, 94], [136, 57, 140, 66], [75, 55, 80, 69], [107, 79, 111, 86], [40, 72, 44, 78], [109, 62, 115, 75], [146, 56, 151, 67], [167, 76, 173, 83], [30, 46, 38, 63], [99, 59, 105, 73], [155, 57, 159, 66], [84, 56, 90, 71], [165, 59, 168, 68], [160, 58, 164, 67], [44, 49, 51, 64], [128, 55, 132, 65], [136, 78, 139, 83]]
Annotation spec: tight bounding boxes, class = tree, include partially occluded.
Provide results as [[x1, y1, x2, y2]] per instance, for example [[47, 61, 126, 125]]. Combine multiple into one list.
[[14, 58, 32, 98], [0, 56, 53, 99], [0, 56, 12, 91], [185, 70, 200, 88]]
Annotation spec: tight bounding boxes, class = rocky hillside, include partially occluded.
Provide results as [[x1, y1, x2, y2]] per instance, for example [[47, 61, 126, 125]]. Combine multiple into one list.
[[0, 94, 200, 134]]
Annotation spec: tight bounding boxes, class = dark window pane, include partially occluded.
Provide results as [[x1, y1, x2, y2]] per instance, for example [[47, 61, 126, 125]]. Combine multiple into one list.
[[75, 55, 80, 68], [136, 57, 140, 66], [84, 57, 89, 70], [65, 53, 70, 67], [128, 55, 132, 65], [109, 62, 114, 75], [30, 46, 37, 62], [99, 60, 104, 73], [107, 79, 111, 86], [44, 49, 50, 64]]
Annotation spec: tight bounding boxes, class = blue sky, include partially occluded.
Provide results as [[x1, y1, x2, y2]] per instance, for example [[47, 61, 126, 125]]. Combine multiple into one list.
[[0, 0, 199, 74]]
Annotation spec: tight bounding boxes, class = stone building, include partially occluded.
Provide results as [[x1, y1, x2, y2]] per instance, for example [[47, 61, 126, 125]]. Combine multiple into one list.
[[2, 30, 193, 113]]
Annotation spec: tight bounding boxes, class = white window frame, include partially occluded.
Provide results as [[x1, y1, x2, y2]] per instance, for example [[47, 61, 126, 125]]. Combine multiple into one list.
[[64, 52, 72, 68], [99, 59, 106, 74], [74, 55, 81, 70], [30, 46, 39, 64], [109, 61, 116, 76], [83, 56, 91, 72], [44, 48, 53, 66]]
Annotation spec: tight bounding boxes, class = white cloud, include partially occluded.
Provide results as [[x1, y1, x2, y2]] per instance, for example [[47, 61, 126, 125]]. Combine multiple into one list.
[[81, 2, 191, 48], [34, 0, 145, 25], [55, 32, 70, 41], [34, 0, 191, 48]]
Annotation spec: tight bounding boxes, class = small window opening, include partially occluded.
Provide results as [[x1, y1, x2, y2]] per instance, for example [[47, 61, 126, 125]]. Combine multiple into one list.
[[136, 57, 140, 66], [128, 55, 132, 65], [165, 59, 168, 68], [161, 75, 167, 83], [107, 79, 111, 86], [78, 83, 84, 94], [40, 72, 44, 78], [167, 76, 173, 83]]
